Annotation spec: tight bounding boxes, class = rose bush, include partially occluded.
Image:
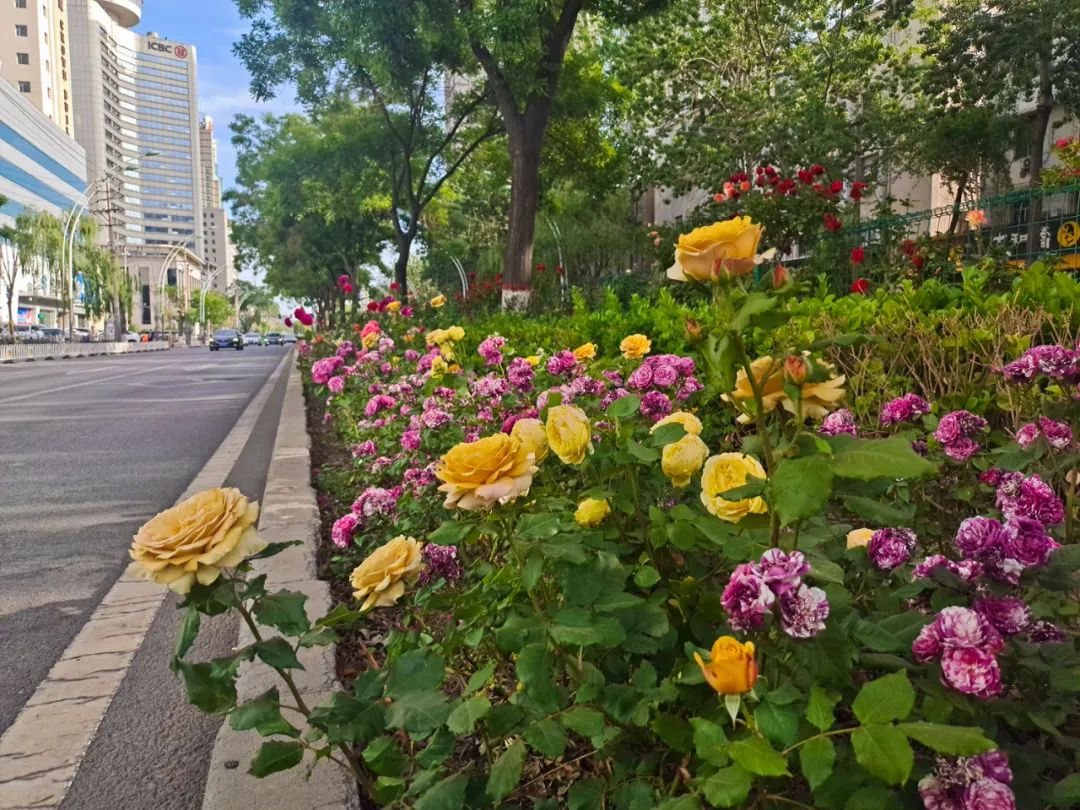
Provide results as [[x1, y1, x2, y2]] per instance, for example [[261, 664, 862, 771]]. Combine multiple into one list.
[[149, 220, 1078, 809]]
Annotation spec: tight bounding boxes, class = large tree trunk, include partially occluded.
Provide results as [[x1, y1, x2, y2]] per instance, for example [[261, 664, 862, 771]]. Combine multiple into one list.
[[5, 286, 14, 338], [394, 233, 412, 298], [502, 130, 544, 310], [946, 171, 969, 239]]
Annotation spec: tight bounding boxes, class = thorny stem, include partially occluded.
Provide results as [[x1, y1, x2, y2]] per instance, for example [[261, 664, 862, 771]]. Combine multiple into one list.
[[231, 585, 376, 798]]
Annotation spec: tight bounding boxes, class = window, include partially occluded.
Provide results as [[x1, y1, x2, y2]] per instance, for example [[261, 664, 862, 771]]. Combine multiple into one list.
[[15, 24, 28, 36], [16, 52, 29, 65], [15, 0, 28, 9], [18, 81, 31, 93]]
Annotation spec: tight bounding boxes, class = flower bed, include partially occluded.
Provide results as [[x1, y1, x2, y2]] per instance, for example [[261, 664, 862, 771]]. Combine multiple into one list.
[[154, 219, 1079, 809]]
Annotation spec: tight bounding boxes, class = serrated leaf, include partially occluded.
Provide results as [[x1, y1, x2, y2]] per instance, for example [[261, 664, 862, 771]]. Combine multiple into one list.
[[690, 717, 728, 765], [486, 740, 526, 801], [172, 606, 200, 671], [727, 735, 789, 776], [248, 740, 303, 777], [634, 565, 661, 588], [386, 650, 444, 697], [413, 773, 467, 810], [517, 643, 560, 709], [229, 688, 299, 737], [806, 687, 838, 731], [853, 671, 914, 725], [897, 722, 996, 755], [446, 695, 491, 734], [608, 395, 641, 419], [561, 707, 605, 738], [770, 455, 833, 526], [252, 590, 310, 636], [524, 718, 567, 758], [755, 699, 799, 747], [1050, 774, 1080, 807], [832, 436, 937, 481], [465, 663, 495, 695], [699, 764, 753, 807], [851, 724, 913, 786], [245, 540, 302, 561], [253, 637, 304, 670], [385, 691, 451, 736], [799, 736, 835, 790]]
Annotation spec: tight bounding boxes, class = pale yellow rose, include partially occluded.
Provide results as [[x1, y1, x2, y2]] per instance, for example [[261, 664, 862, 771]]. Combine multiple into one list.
[[575, 498, 611, 527], [350, 535, 423, 610], [546, 404, 592, 464], [430, 294, 447, 308], [361, 331, 379, 350], [650, 410, 703, 436], [127, 488, 265, 595], [846, 528, 874, 550], [429, 355, 449, 378], [700, 453, 768, 523], [667, 217, 764, 282], [662, 433, 710, 488], [573, 342, 597, 361], [436, 434, 538, 510], [525, 355, 541, 367], [386, 300, 401, 313], [723, 355, 846, 423], [510, 418, 549, 463], [448, 325, 465, 342], [427, 327, 449, 345], [620, 334, 652, 360]]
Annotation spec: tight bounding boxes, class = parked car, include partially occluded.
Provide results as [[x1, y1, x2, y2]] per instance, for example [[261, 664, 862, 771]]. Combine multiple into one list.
[[264, 332, 284, 346], [209, 328, 244, 351], [242, 332, 263, 346], [119, 331, 140, 343], [282, 333, 297, 345]]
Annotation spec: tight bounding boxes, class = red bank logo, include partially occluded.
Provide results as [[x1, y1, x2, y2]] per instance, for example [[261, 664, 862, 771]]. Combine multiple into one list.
[[149, 41, 188, 59], [174, 45, 188, 59]]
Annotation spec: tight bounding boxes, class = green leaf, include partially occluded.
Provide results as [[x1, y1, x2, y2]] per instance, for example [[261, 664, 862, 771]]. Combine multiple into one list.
[[651, 714, 693, 753], [733, 292, 778, 331], [524, 718, 567, 758], [517, 643, 560, 709], [315, 603, 363, 628], [386, 650, 444, 698], [362, 736, 408, 777], [755, 699, 800, 747], [426, 520, 471, 546], [415, 728, 455, 769], [252, 590, 310, 636], [897, 723, 996, 755], [844, 495, 916, 526], [852, 671, 915, 725], [253, 637, 304, 670], [176, 659, 238, 715], [806, 687, 838, 731], [634, 565, 661, 588], [650, 422, 687, 446], [699, 765, 753, 807], [561, 707, 605, 738], [690, 717, 728, 765], [799, 736, 836, 791], [464, 663, 495, 695], [385, 691, 451, 736], [298, 626, 337, 647], [832, 436, 937, 481], [608, 395, 641, 419], [567, 780, 605, 810], [1050, 774, 1080, 807], [446, 695, 491, 734], [413, 773, 468, 810], [486, 740, 526, 802], [655, 797, 701, 810], [182, 577, 236, 616], [549, 608, 626, 648], [718, 475, 767, 501], [727, 735, 789, 776], [172, 606, 200, 670], [248, 740, 304, 777], [770, 455, 833, 526], [523, 552, 545, 591], [229, 688, 300, 737], [851, 724, 914, 786], [245, 540, 302, 561]]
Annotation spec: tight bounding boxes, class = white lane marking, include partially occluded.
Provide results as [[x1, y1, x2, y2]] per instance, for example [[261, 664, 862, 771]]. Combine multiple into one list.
[[0, 351, 293, 809], [0, 364, 173, 405]]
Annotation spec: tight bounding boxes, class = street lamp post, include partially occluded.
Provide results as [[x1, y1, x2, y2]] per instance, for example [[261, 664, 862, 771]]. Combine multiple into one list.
[[156, 238, 195, 333], [198, 265, 227, 337], [62, 151, 157, 338], [235, 289, 257, 329]]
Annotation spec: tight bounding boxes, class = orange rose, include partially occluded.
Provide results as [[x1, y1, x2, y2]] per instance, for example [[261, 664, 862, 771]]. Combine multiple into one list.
[[694, 636, 758, 694]]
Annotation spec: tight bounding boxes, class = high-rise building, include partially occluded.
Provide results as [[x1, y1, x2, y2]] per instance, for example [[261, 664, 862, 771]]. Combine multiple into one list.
[[67, 0, 207, 328], [198, 116, 234, 295], [0, 0, 75, 136]]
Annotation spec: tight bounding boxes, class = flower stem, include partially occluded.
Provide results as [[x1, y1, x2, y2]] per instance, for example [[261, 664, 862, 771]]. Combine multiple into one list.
[[731, 333, 781, 547]]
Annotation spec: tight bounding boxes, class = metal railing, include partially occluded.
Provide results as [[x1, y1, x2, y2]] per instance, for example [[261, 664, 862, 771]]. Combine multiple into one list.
[[0, 340, 170, 363]]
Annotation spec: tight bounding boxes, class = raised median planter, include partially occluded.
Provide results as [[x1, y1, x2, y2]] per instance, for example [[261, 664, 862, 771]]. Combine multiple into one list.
[[0, 340, 171, 363]]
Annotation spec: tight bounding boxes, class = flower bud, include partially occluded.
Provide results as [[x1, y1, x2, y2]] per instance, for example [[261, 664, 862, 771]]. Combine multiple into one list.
[[783, 354, 808, 384], [685, 317, 703, 342], [771, 264, 790, 289]]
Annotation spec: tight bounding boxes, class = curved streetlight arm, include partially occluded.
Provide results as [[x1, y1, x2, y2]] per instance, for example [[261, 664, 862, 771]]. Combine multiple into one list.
[[157, 238, 195, 331], [448, 255, 469, 298], [198, 264, 227, 330]]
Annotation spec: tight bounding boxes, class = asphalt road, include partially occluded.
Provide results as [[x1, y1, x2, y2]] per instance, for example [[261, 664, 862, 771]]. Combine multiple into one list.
[[0, 346, 291, 809]]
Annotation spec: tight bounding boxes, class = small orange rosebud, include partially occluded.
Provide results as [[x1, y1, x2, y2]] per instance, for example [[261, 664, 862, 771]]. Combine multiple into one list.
[[771, 264, 790, 289], [783, 354, 808, 384], [685, 317, 702, 341], [694, 636, 758, 695], [739, 180, 751, 192]]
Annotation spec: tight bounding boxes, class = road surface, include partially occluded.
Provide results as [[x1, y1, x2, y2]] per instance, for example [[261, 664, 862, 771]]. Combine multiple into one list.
[[0, 346, 293, 809]]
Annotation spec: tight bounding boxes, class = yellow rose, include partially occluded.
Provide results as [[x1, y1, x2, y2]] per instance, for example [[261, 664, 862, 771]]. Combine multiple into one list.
[[662, 433, 710, 488], [573, 342, 597, 361], [723, 355, 846, 423], [127, 488, 265, 594], [510, 418, 549, 463], [650, 410, 703, 436], [436, 434, 538, 510], [667, 217, 764, 282], [448, 325, 465, 342], [525, 355, 541, 367], [429, 355, 449, 378], [574, 498, 611, 527], [700, 453, 768, 523], [847, 528, 874, 550], [427, 327, 449, 346], [430, 294, 447, 308], [793, 367, 847, 420], [361, 331, 379, 350], [620, 334, 651, 360], [350, 535, 423, 610], [545, 404, 592, 465], [694, 636, 758, 694], [386, 300, 401, 313]]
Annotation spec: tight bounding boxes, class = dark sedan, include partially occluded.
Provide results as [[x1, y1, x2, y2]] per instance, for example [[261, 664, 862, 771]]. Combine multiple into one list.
[[209, 328, 244, 351]]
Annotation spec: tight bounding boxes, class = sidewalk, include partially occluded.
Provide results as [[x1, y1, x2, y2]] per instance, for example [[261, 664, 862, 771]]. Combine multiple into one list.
[[200, 358, 359, 810]]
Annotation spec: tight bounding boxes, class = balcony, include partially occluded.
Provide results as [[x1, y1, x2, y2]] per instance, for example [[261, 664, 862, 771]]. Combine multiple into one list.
[[98, 0, 142, 29]]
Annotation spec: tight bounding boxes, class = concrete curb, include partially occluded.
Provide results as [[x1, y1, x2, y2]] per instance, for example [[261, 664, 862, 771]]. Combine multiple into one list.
[[201, 356, 359, 810]]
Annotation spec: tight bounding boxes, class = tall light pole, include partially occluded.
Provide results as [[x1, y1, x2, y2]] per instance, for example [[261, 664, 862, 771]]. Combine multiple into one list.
[[156, 238, 195, 332], [198, 264, 227, 336], [235, 288, 258, 330], [62, 151, 157, 338]]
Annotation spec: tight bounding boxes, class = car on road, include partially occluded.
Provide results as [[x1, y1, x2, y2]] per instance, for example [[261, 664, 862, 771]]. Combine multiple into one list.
[[119, 330, 140, 342], [282, 333, 297, 344], [209, 328, 244, 351], [242, 332, 263, 346], [264, 332, 284, 345]]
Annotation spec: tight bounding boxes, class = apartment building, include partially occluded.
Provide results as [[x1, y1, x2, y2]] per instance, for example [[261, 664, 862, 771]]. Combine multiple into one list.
[[198, 116, 234, 295], [0, 0, 74, 136]]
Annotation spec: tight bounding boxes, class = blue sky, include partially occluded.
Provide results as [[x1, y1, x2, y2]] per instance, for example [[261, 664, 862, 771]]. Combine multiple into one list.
[[136, 1, 297, 197]]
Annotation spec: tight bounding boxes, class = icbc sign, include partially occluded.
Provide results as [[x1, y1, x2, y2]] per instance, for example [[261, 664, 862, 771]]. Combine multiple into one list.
[[148, 41, 188, 59]]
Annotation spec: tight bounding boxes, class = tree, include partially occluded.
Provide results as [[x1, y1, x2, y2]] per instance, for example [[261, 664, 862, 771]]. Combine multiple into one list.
[[0, 209, 39, 338], [191, 290, 233, 331], [232, 278, 279, 331], [233, 0, 500, 296]]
